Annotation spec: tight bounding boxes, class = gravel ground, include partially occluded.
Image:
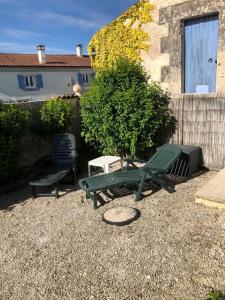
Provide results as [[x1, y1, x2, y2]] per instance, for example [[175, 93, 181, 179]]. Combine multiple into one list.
[[0, 171, 225, 300]]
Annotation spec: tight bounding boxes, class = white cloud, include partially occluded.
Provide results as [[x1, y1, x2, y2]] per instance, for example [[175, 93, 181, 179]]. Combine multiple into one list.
[[23, 9, 109, 30], [0, 42, 33, 53], [47, 46, 72, 53], [45, 0, 112, 21], [41, 11, 95, 28], [0, 42, 69, 54], [2, 28, 40, 39]]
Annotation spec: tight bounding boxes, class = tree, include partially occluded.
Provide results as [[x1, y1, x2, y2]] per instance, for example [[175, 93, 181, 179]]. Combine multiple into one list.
[[80, 58, 173, 158]]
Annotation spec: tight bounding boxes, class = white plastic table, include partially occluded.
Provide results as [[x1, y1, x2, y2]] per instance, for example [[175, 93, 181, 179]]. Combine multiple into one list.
[[88, 155, 123, 177]]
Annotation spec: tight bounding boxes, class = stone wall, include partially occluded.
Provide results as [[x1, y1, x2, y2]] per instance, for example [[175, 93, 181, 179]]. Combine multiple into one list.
[[15, 98, 81, 168], [142, 0, 225, 95]]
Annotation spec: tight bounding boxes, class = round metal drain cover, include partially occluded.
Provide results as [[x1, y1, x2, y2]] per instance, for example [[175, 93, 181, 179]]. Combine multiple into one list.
[[102, 207, 140, 226]]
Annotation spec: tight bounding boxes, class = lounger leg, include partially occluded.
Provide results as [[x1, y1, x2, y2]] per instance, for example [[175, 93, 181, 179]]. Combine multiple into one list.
[[135, 190, 143, 202], [93, 193, 98, 209], [135, 175, 146, 201], [31, 186, 36, 199], [55, 182, 59, 199], [86, 190, 97, 208], [154, 177, 175, 193], [88, 192, 98, 209], [73, 169, 76, 185]]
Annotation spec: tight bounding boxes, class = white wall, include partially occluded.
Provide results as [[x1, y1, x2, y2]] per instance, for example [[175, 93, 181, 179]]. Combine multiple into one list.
[[0, 67, 93, 102]]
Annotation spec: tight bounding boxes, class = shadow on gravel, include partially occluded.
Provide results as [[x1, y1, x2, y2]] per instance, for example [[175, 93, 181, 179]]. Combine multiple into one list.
[[0, 169, 208, 212], [0, 175, 81, 212], [94, 183, 161, 208], [87, 169, 209, 209]]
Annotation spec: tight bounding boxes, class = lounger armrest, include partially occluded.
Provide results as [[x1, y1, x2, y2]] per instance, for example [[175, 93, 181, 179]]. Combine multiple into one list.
[[124, 158, 147, 170], [143, 166, 166, 172], [145, 168, 167, 178], [78, 178, 89, 192], [124, 158, 147, 164]]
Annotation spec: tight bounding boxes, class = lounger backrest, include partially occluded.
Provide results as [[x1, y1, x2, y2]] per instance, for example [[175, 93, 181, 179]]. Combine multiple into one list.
[[143, 144, 182, 173], [52, 133, 76, 165]]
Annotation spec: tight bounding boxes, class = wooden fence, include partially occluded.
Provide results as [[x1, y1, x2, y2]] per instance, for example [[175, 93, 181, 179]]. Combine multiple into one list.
[[170, 94, 225, 170], [8, 95, 225, 170]]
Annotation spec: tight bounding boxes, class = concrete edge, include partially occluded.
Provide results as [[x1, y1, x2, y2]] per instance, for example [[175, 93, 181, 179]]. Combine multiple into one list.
[[195, 197, 225, 210]]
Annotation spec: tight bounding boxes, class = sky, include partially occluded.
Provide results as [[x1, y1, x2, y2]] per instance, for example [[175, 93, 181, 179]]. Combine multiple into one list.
[[0, 0, 137, 55]]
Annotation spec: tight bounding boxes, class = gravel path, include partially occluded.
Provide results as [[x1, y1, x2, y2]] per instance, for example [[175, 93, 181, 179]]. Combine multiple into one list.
[[0, 171, 225, 300]]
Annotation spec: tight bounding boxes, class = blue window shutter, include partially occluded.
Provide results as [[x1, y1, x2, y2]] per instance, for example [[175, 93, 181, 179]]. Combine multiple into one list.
[[36, 74, 43, 89], [17, 75, 25, 90], [78, 73, 83, 85]]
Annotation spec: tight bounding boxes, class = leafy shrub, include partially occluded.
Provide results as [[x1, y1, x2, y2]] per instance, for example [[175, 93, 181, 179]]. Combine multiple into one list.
[[40, 97, 72, 136], [80, 58, 173, 158], [207, 290, 225, 300], [0, 103, 29, 183]]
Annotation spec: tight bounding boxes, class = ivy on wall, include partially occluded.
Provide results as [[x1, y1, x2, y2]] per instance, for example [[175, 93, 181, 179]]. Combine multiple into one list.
[[88, 0, 154, 70]]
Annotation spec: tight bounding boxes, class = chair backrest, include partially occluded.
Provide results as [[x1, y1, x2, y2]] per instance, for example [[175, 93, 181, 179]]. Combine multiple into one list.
[[143, 144, 182, 173], [52, 133, 76, 165]]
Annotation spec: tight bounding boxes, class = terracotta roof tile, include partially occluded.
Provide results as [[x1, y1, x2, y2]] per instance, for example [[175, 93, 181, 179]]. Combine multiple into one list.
[[0, 53, 91, 68]]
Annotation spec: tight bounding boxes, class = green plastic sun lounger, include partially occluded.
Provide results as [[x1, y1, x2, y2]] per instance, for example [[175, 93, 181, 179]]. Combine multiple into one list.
[[29, 133, 78, 198], [79, 144, 182, 208]]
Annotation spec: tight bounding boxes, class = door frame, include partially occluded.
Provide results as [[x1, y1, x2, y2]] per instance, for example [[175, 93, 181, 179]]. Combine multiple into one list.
[[181, 12, 219, 94]]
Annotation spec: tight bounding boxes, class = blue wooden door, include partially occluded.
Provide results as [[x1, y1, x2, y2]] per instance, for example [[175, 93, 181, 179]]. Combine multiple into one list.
[[184, 15, 219, 93]]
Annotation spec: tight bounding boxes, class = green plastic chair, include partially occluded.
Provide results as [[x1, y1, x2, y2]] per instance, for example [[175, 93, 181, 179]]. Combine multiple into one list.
[[29, 133, 78, 198], [79, 144, 182, 209]]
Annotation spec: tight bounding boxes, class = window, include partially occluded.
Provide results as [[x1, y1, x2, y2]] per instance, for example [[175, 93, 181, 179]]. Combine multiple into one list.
[[78, 73, 95, 86], [25, 75, 35, 88], [85, 74, 89, 84], [17, 74, 43, 91], [81, 74, 89, 84]]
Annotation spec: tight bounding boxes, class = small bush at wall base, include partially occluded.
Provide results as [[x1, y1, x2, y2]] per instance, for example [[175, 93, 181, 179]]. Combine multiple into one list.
[[40, 97, 72, 136], [80, 58, 173, 158], [207, 290, 225, 300], [0, 103, 29, 184]]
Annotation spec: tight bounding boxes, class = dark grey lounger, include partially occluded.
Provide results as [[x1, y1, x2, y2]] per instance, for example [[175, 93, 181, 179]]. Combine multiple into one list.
[[29, 133, 77, 198]]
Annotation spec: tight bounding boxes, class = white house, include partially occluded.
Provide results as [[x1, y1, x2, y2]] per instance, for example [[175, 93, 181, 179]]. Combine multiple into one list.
[[0, 44, 94, 103]]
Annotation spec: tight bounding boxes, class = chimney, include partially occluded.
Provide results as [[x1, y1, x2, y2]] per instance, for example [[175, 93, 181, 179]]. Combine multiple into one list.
[[37, 44, 46, 64], [76, 44, 83, 57]]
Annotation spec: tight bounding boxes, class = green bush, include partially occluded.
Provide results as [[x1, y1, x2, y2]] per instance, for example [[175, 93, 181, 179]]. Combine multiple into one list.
[[207, 290, 225, 300], [0, 103, 29, 183], [40, 97, 72, 136], [80, 58, 173, 158]]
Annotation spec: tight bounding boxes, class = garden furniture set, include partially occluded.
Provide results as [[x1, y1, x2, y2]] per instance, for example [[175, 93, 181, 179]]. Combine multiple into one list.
[[29, 136, 185, 210], [88, 155, 123, 176], [79, 144, 182, 209]]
